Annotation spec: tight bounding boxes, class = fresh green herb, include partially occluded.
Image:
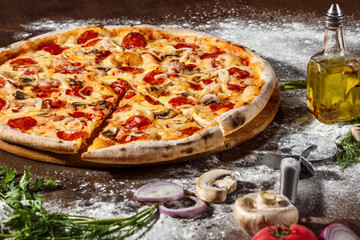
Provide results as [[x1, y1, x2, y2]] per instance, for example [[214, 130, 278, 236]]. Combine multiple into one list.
[[0, 167, 157, 239], [279, 80, 307, 90], [335, 132, 360, 169]]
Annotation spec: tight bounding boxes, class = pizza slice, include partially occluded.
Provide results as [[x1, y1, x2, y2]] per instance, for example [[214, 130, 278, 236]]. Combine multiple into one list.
[[82, 89, 224, 163], [0, 53, 129, 153], [122, 33, 273, 135]]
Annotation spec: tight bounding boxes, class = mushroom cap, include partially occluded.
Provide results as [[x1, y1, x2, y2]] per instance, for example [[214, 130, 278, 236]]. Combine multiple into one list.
[[199, 94, 221, 105], [196, 169, 237, 203], [233, 191, 298, 236], [351, 124, 360, 141]]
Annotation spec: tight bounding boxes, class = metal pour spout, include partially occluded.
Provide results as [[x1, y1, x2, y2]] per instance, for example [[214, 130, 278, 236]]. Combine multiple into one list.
[[324, 3, 345, 29]]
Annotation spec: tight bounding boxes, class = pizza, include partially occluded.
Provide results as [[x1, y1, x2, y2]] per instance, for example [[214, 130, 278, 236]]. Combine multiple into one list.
[[0, 25, 276, 164]]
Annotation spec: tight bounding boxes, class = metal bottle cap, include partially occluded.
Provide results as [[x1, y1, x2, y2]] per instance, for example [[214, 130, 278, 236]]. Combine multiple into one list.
[[280, 157, 300, 203], [324, 3, 345, 29]]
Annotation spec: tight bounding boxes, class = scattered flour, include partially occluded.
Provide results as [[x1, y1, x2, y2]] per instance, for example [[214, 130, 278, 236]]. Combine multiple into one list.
[[3, 7, 360, 240]]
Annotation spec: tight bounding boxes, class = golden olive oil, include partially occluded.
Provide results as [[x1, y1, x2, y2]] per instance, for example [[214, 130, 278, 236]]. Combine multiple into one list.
[[306, 3, 360, 123], [307, 58, 360, 123]]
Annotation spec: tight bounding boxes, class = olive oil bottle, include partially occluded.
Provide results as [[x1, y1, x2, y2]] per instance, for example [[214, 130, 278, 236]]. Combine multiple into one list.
[[307, 3, 360, 123]]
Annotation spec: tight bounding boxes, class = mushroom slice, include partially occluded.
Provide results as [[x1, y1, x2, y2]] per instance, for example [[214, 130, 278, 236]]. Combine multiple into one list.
[[351, 124, 360, 141], [149, 83, 172, 97], [17, 75, 36, 86], [154, 109, 178, 119], [233, 191, 298, 236], [13, 90, 30, 100], [101, 127, 118, 138], [199, 94, 220, 105], [196, 169, 237, 203]]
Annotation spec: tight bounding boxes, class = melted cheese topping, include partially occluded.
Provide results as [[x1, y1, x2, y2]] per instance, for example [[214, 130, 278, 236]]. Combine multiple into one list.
[[0, 26, 263, 152]]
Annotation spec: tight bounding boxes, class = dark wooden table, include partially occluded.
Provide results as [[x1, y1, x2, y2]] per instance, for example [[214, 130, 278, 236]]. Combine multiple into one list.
[[1, 0, 360, 239]]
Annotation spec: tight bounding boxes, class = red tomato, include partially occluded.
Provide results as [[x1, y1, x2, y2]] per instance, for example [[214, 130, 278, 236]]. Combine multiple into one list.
[[252, 225, 317, 240]]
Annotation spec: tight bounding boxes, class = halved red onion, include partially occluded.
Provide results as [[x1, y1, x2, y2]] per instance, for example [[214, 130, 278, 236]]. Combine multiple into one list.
[[319, 223, 360, 240], [133, 181, 185, 202], [159, 195, 207, 216]]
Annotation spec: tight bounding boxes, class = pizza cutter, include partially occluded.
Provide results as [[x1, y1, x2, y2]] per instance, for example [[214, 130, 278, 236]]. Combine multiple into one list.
[[262, 144, 316, 178], [263, 144, 316, 203]]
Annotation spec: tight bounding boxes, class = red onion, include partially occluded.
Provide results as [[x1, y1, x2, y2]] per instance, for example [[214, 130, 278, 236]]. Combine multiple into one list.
[[319, 223, 360, 240], [133, 181, 184, 202], [159, 195, 207, 216]]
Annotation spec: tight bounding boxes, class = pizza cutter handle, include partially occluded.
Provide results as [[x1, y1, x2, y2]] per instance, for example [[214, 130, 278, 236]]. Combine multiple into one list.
[[280, 157, 300, 204]]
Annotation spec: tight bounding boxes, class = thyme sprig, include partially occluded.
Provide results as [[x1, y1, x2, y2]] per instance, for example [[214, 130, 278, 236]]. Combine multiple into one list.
[[0, 167, 157, 240]]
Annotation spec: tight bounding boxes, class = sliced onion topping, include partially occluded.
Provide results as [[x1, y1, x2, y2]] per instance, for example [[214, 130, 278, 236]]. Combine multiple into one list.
[[320, 223, 360, 240], [133, 181, 185, 202], [159, 195, 207, 216]]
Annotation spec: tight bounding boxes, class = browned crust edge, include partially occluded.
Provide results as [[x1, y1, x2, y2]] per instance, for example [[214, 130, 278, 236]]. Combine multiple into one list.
[[81, 126, 224, 164], [0, 126, 78, 154], [0, 24, 276, 159]]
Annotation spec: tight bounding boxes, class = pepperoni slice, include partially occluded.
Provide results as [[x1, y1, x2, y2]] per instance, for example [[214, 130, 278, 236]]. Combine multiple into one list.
[[43, 43, 63, 55], [184, 64, 197, 70], [10, 58, 37, 67], [0, 77, 7, 88], [0, 98, 6, 111], [169, 96, 195, 108], [81, 86, 93, 96], [95, 50, 112, 64], [179, 126, 201, 136], [77, 30, 100, 45], [125, 115, 152, 130], [8, 116, 37, 131], [143, 70, 166, 85], [200, 51, 226, 60], [122, 32, 147, 49], [66, 86, 83, 99], [228, 67, 250, 79], [53, 61, 85, 74], [173, 43, 198, 50], [202, 78, 214, 85], [118, 67, 144, 74], [144, 95, 161, 105], [57, 131, 86, 141], [228, 83, 247, 92], [188, 82, 203, 91], [124, 90, 136, 99], [209, 102, 235, 112], [110, 79, 131, 96], [32, 86, 59, 98], [42, 99, 66, 109], [70, 111, 93, 121], [84, 38, 101, 47], [117, 133, 147, 144]]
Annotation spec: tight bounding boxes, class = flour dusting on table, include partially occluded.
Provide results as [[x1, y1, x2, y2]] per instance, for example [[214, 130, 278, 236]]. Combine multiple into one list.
[[6, 8, 360, 239]]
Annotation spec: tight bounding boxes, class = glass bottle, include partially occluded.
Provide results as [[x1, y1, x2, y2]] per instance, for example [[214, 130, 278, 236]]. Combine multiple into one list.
[[307, 3, 360, 123]]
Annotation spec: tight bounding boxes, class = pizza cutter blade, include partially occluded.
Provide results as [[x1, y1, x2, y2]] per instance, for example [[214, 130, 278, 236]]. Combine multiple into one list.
[[262, 144, 316, 178]]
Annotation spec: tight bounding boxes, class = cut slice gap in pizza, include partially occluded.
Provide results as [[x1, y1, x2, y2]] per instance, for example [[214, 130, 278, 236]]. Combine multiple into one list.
[[82, 88, 224, 163], [0, 57, 129, 154]]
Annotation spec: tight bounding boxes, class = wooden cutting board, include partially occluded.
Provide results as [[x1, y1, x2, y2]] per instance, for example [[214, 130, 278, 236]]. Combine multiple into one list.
[[0, 85, 280, 168]]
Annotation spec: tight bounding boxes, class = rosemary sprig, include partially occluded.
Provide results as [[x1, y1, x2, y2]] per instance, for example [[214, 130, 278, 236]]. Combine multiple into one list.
[[279, 80, 307, 90], [0, 167, 157, 240]]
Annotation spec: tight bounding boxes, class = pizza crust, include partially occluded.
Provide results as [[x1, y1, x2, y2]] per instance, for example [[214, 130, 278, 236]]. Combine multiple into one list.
[[0, 25, 277, 163], [217, 53, 276, 135], [82, 126, 224, 164], [0, 126, 78, 154]]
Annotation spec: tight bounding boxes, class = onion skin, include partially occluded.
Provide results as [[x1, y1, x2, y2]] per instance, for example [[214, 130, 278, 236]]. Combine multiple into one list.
[[158, 195, 207, 216], [133, 181, 184, 202], [319, 223, 360, 240]]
